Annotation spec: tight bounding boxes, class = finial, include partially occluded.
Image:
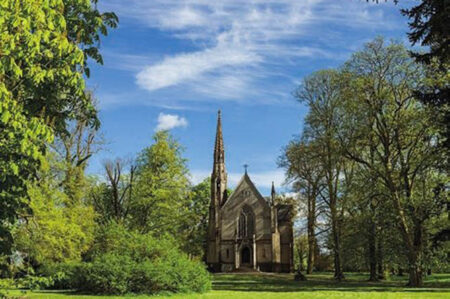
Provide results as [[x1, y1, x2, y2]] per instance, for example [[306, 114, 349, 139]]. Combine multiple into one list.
[[243, 164, 248, 174], [218, 109, 221, 116]]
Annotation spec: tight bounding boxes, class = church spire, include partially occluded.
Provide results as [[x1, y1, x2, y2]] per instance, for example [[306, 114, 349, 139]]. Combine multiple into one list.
[[213, 110, 225, 166], [207, 110, 227, 269], [211, 110, 227, 206]]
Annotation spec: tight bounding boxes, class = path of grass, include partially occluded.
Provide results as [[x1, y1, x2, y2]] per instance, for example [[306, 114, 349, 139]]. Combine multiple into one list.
[[3, 272, 450, 298]]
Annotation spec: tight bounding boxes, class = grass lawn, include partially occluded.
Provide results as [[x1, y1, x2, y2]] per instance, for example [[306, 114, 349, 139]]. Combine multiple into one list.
[[3, 272, 450, 298]]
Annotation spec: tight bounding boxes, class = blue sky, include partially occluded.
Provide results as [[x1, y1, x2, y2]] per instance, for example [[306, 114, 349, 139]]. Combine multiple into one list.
[[87, 0, 414, 195]]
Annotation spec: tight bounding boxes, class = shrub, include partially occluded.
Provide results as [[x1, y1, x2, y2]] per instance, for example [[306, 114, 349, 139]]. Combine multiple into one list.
[[129, 252, 211, 294], [0, 278, 15, 289], [39, 261, 83, 290], [74, 222, 211, 295], [80, 253, 134, 295], [17, 275, 55, 290]]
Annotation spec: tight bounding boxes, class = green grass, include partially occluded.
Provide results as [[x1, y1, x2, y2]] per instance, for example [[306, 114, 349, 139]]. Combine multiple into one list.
[[3, 272, 450, 298]]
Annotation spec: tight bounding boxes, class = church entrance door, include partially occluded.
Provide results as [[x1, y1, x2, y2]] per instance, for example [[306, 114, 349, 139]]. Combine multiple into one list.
[[241, 247, 251, 265]]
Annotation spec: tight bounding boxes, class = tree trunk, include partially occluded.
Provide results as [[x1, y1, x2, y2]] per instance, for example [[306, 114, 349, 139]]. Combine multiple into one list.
[[368, 219, 378, 281], [331, 208, 344, 281], [408, 265, 423, 287], [387, 180, 423, 287], [368, 134, 378, 282], [377, 236, 384, 279], [307, 231, 315, 274], [307, 191, 316, 274], [406, 221, 424, 287]]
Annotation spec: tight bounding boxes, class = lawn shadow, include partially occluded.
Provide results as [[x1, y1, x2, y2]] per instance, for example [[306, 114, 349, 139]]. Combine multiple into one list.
[[212, 272, 450, 294]]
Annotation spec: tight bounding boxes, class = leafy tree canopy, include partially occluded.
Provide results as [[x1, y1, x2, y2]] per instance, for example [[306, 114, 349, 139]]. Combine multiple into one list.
[[0, 0, 116, 255]]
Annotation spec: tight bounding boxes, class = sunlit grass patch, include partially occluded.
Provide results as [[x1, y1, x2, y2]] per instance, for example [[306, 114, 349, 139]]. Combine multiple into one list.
[[2, 272, 450, 298]]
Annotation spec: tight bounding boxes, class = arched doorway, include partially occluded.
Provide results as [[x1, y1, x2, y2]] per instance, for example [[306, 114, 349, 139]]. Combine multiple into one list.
[[241, 247, 251, 265]]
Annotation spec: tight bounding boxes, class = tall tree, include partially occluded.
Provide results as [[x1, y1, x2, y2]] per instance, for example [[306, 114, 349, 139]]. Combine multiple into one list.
[[0, 0, 116, 255], [280, 139, 324, 274], [130, 131, 191, 238], [402, 0, 450, 159], [341, 38, 445, 286], [295, 70, 346, 281], [0, 0, 82, 255], [402, 0, 449, 67]]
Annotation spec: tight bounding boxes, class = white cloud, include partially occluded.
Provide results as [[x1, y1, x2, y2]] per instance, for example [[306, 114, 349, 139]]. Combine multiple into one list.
[[130, 1, 319, 96], [137, 46, 261, 91], [159, 6, 208, 29], [155, 113, 188, 131], [100, 0, 404, 104]]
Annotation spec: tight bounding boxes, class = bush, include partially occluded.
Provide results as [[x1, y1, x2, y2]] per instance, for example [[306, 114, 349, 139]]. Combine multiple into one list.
[[81, 253, 134, 294], [75, 222, 211, 295], [129, 252, 211, 294], [39, 261, 83, 290], [17, 275, 55, 290]]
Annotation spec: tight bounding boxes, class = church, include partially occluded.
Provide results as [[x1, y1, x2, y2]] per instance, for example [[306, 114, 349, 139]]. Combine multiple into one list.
[[206, 111, 294, 273]]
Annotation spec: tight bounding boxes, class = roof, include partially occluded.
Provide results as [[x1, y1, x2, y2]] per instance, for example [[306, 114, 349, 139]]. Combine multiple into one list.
[[222, 172, 269, 209]]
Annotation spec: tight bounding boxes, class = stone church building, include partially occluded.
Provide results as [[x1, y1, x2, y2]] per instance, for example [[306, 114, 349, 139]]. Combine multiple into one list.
[[206, 111, 294, 273]]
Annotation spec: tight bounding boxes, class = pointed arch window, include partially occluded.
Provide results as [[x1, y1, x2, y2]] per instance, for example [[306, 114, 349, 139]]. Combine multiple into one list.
[[238, 206, 254, 238]]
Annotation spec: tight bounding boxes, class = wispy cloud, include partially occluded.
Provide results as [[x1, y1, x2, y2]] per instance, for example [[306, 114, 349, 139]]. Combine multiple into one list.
[[137, 46, 261, 92], [155, 113, 188, 131], [100, 0, 404, 105]]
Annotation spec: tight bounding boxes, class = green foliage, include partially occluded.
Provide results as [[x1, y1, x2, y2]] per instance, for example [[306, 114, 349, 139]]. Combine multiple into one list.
[[0, 0, 86, 132], [38, 261, 83, 290], [401, 0, 449, 163], [81, 253, 133, 294], [402, 0, 449, 66], [74, 222, 211, 295], [87, 179, 117, 223], [0, 0, 115, 256], [0, 278, 15, 289], [0, 96, 52, 255], [17, 275, 56, 291], [130, 131, 191, 236], [12, 154, 96, 267], [64, 0, 118, 77], [181, 178, 211, 259], [283, 37, 447, 286]]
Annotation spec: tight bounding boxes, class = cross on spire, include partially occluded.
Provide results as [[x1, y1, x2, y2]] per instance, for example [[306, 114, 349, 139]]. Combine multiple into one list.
[[243, 164, 249, 174]]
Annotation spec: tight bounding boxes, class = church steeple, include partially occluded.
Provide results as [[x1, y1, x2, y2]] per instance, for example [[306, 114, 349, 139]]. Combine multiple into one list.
[[213, 110, 225, 166], [211, 110, 227, 206], [207, 110, 227, 270]]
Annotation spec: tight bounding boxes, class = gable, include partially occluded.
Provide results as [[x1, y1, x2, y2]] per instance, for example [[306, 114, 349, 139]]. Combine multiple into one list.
[[222, 173, 270, 211], [220, 173, 272, 239]]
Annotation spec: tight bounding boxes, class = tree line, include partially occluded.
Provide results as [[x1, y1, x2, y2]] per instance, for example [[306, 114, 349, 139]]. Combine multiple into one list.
[[280, 37, 448, 287]]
